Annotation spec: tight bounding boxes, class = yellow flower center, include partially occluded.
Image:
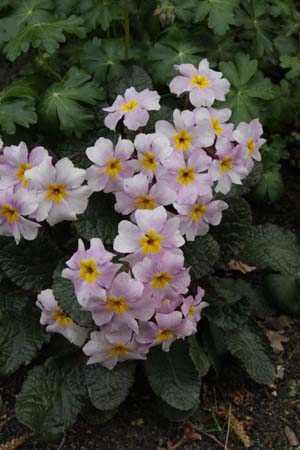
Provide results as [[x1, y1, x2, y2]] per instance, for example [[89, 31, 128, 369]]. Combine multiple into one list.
[[173, 129, 193, 150], [52, 308, 73, 327], [190, 203, 207, 222], [46, 183, 68, 203], [109, 342, 130, 357], [220, 157, 233, 174], [121, 99, 139, 112], [176, 167, 196, 186], [0, 204, 20, 224], [156, 328, 174, 343], [151, 272, 173, 289], [15, 163, 32, 187], [105, 158, 123, 179], [247, 139, 255, 156], [190, 74, 211, 89], [106, 296, 129, 315], [210, 118, 223, 136], [162, 298, 170, 305], [134, 195, 156, 210], [140, 229, 163, 254], [188, 305, 196, 316], [141, 151, 157, 171], [79, 258, 101, 284]]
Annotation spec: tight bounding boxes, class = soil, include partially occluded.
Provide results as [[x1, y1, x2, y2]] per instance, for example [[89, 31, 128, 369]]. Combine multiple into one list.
[[0, 167, 299, 450]]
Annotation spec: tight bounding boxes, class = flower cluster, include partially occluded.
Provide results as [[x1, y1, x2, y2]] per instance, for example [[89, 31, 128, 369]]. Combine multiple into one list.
[[0, 142, 91, 242], [37, 235, 208, 369], [31, 59, 266, 370], [86, 59, 266, 242]]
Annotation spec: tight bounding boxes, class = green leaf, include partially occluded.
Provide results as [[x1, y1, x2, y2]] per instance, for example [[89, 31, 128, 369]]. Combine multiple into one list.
[[240, 224, 300, 276], [16, 354, 86, 439], [148, 41, 200, 84], [0, 300, 49, 375], [219, 54, 277, 124], [280, 56, 300, 80], [211, 197, 252, 262], [84, 362, 136, 411], [111, 65, 153, 97], [225, 322, 275, 385], [40, 67, 104, 137], [52, 270, 92, 327], [193, 0, 239, 35], [183, 234, 220, 279], [78, 0, 123, 32], [252, 170, 285, 202], [264, 274, 300, 314], [0, 79, 38, 134], [0, 232, 61, 292], [156, 398, 198, 422], [235, 0, 274, 57], [4, 14, 85, 61], [75, 192, 120, 245], [205, 297, 251, 330], [80, 38, 127, 84], [80, 404, 117, 425], [146, 340, 200, 411], [189, 336, 211, 377]]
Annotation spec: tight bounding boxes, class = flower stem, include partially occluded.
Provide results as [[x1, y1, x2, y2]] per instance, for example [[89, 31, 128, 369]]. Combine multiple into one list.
[[124, 0, 130, 61]]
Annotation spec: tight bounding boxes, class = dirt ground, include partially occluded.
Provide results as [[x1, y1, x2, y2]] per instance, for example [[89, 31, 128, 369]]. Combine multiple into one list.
[[0, 167, 299, 450]]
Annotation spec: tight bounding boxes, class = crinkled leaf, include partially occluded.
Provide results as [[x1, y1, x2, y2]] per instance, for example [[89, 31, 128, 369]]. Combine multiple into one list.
[[211, 197, 252, 262], [0, 305, 49, 375], [205, 297, 251, 330], [53, 270, 92, 327], [193, 0, 239, 35], [219, 54, 277, 124], [75, 192, 120, 245], [146, 340, 200, 411], [189, 336, 210, 377], [84, 362, 136, 411], [40, 67, 104, 137], [0, 232, 61, 292], [183, 234, 220, 280], [225, 322, 275, 384], [240, 224, 300, 276], [16, 354, 86, 439], [111, 65, 153, 97]]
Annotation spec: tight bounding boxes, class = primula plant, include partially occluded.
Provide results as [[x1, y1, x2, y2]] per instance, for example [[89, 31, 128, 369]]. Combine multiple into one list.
[[3, 57, 299, 443]]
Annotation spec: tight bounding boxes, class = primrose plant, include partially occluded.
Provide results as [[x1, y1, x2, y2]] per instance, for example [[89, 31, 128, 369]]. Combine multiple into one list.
[[0, 60, 265, 371]]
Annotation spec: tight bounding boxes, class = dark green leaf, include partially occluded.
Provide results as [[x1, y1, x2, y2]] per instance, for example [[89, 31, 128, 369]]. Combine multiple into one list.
[[146, 340, 200, 411], [264, 274, 300, 314], [211, 197, 252, 262], [0, 232, 61, 292], [156, 398, 198, 422], [240, 224, 300, 276], [84, 362, 136, 411], [52, 272, 93, 327], [75, 192, 120, 245], [225, 322, 275, 384], [189, 336, 210, 377], [16, 354, 86, 438], [280, 55, 300, 80], [0, 304, 49, 375], [183, 234, 220, 279]]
